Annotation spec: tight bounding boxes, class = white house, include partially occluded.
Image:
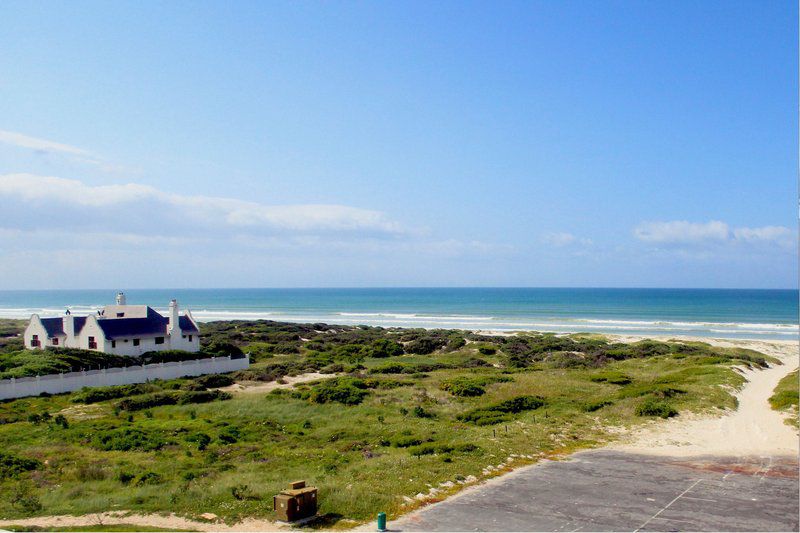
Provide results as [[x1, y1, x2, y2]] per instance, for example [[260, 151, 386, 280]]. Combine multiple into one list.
[[24, 293, 201, 356]]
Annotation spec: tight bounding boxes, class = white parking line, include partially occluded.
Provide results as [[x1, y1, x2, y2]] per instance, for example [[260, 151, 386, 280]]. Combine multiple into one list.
[[634, 479, 704, 532]]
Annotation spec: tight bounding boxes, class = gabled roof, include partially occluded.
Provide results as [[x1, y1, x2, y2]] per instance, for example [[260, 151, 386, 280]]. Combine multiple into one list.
[[40, 318, 65, 337], [73, 316, 88, 335], [178, 315, 199, 333], [96, 307, 168, 340]]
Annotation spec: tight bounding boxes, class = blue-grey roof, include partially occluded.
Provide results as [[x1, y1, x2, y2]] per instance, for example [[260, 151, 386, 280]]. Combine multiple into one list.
[[96, 307, 168, 340], [179, 315, 199, 333], [73, 316, 87, 335], [40, 318, 65, 337]]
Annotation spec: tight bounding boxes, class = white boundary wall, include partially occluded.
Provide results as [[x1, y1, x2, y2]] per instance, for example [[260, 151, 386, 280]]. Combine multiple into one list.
[[0, 356, 250, 400]]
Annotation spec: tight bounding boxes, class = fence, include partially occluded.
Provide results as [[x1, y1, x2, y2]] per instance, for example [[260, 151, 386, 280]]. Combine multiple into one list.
[[0, 355, 250, 400]]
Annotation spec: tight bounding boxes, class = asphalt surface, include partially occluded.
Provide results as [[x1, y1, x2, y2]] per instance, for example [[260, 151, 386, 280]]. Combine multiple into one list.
[[393, 450, 799, 532]]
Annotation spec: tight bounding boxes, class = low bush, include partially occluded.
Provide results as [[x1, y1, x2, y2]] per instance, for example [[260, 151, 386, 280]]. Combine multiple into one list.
[[440, 378, 486, 397], [194, 374, 235, 388], [91, 427, 166, 451], [635, 398, 678, 418], [583, 399, 614, 412], [391, 435, 424, 448], [408, 442, 479, 456], [0, 452, 41, 479], [116, 390, 231, 411], [71, 384, 159, 404], [589, 371, 632, 385], [458, 395, 545, 425], [310, 377, 369, 405]]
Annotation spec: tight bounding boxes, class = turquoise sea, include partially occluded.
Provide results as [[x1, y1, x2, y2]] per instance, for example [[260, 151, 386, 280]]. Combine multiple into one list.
[[0, 288, 796, 340]]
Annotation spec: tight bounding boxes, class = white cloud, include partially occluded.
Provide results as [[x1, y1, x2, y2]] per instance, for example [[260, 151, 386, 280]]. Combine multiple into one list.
[[633, 220, 730, 244], [634, 220, 795, 250], [733, 225, 794, 247], [0, 173, 403, 234], [542, 232, 592, 247]]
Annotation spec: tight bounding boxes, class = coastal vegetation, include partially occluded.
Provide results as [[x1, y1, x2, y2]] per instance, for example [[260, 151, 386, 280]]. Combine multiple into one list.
[[769, 369, 799, 428], [0, 318, 776, 526]]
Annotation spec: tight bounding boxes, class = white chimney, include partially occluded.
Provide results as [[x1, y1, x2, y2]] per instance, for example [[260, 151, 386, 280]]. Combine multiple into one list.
[[116, 292, 126, 305], [63, 314, 75, 342], [169, 299, 181, 335]]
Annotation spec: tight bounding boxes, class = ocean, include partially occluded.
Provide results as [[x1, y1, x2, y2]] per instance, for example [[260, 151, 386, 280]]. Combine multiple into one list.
[[0, 288, 796, 340]]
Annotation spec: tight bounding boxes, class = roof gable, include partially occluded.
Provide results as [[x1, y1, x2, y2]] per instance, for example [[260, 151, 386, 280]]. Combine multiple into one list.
[[40, 318, 65, 337], [178, 315, 199, 333]]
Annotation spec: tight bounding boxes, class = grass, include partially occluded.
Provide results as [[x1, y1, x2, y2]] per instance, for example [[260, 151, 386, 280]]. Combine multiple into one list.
[[769, 369, 799, 428], [0, 320, 766, 527]]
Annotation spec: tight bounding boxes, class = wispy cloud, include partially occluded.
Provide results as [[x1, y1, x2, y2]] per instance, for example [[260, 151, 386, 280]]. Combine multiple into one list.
[[542, 232, 592, 247], [0, 173, 404, 235], [633, 220, 729, 244], [0, 129, 106, 166], [633, 220, 795, 249]]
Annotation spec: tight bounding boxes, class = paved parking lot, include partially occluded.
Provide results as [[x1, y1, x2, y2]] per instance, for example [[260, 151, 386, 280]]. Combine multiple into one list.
[[394, 450, 799, 532]]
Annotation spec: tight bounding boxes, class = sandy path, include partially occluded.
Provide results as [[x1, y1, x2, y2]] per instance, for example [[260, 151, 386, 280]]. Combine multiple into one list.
[[609, 338, 799, 457], [0, 511, 286, 532], [216, 371, 335, 395]]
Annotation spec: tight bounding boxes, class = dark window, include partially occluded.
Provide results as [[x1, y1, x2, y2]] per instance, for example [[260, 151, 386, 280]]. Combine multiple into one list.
[[155, 337, 165, 345], [116, 312, 124, 317], [182, 334, 186, 339], [111, 340, 116, 348], [189, 335, 193, 342], [31, 334, 40, 347], [88, 336, 97, 349], [52, 338, 59, 345], [133, 339, 140, 346]]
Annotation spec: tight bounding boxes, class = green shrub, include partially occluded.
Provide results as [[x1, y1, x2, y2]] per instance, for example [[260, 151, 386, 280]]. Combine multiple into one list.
[[458, 395, 545, 425], [589, 371, 632, 385], [367, 339, 404, 358], [218, 426, 241, 444], [391, 436, 424, 448], [200, 341, 244, 358], [477, 346, 497, 355], [186, 432, 212, 450], [0, 452, 41, 479], [412, 406, 434, 418], [71, 384, 159, 404], [116, 390, 231, 411], [91, 428, 166, 451], [408, 442, 480, 456], [583, 400, 614, 412], [310, 377, 369, 405], [440, 378, 486, 397], [635, 398, 678, 418]]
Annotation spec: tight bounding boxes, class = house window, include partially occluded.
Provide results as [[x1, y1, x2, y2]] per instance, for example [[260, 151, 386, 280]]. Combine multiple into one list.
[[88, 336, 97, 349], [31, 334, 40, 347], [182, 335, 186, 339], [111, 341, 116, 348], [116, 312, 124, 317], [133, 339, 140, 346], [155, 337, 165, 345], [52, 338, 59, 345], [189, 335, 193, 342]]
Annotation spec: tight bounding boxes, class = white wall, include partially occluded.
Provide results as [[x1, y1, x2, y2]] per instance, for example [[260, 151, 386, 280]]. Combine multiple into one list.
[[0, 356, 250, 400]]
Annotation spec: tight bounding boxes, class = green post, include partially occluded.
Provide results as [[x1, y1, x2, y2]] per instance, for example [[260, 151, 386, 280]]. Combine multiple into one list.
[[377, 512, 387, 532]]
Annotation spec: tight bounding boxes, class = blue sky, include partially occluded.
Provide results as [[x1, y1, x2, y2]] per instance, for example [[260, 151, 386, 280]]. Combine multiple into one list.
[[0, 1, 796, 289]]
